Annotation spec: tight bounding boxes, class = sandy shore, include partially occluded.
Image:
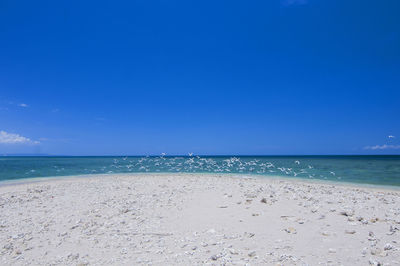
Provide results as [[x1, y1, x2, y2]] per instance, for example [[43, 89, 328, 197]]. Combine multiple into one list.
[[0, 174, 399, 265]]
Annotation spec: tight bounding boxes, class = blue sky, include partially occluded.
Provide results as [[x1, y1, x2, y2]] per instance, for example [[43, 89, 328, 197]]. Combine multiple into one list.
[[1, 0, 399, 155]]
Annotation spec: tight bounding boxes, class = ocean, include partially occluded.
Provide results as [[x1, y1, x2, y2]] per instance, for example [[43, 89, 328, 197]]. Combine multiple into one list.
[[0, 155, 399, 186]]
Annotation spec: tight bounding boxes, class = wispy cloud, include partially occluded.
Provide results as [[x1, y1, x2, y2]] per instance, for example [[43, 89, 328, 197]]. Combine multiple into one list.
[[388, 135, 395, 139], [18, 103, 29, 108], [281, 0, 308, 7], [0, 131, 40, 145], [364, 144, 400, 150]]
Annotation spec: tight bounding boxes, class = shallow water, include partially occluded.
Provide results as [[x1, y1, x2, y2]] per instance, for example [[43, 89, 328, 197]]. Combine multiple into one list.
[[1, 155, 400, 186]]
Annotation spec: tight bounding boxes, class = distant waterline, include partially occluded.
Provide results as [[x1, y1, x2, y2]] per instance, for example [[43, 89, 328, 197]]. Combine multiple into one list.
[[0, 156, 400, 186]]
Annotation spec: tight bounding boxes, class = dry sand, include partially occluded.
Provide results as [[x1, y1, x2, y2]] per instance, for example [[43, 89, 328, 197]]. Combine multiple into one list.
[[0, 173, 399, 265]]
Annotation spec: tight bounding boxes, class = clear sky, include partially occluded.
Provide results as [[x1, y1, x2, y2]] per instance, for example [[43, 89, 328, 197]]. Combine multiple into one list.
[[0, 0, 399, 155]]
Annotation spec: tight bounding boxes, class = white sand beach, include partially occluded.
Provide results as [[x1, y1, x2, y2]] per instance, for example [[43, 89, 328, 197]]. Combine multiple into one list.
[[1, 173, 399, 265]]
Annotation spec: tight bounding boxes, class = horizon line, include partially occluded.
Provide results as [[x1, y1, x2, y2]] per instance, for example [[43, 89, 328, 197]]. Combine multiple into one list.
[[2, 154, 400, 157]]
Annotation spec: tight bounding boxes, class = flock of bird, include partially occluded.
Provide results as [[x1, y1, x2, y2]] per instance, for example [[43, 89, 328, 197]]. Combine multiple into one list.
[[85, 154, 340, 181], [25, 154, 344, 182]]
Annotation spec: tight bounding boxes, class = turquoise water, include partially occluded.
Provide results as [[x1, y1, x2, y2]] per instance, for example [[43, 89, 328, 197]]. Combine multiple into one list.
[[0, 156, 400, 186]]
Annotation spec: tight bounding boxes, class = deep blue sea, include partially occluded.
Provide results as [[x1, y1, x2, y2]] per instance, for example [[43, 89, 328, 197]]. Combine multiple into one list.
[[0, 156, 400, 186]]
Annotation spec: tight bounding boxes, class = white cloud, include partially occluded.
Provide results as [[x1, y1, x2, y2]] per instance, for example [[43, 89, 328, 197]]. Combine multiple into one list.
[[0, 131, 40, 145], [364, 144, 400, 150], [388, 135, 395, 139], [18, 103, 29, 108]]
